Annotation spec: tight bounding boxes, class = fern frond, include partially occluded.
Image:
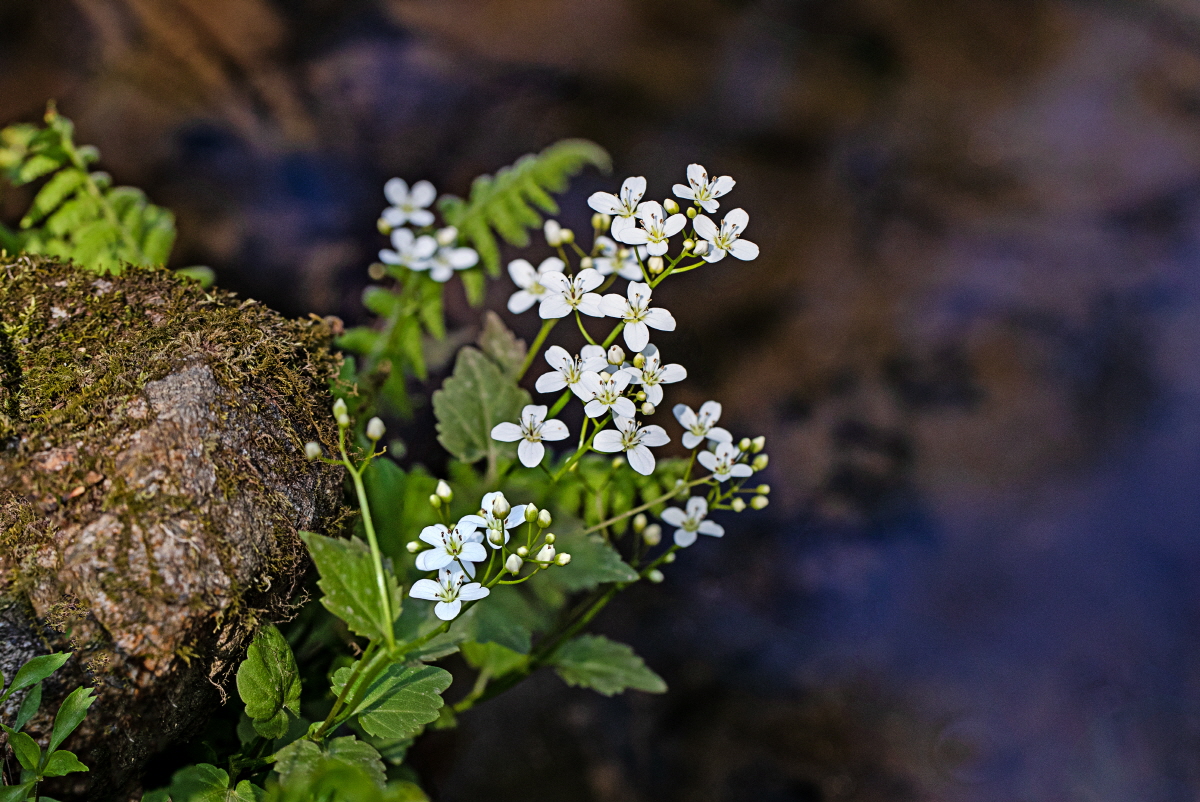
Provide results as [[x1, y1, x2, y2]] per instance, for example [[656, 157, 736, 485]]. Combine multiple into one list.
[[0, 103, 180, 276], [439, 139, 611, 278]]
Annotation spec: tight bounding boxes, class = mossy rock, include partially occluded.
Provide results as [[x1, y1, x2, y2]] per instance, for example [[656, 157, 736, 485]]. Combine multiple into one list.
[[0, 256, 345, 799]]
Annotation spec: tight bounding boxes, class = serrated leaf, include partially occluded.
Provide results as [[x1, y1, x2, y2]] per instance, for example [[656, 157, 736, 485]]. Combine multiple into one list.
[[301, 532, 401, 642], [48, 686, 95, 753], [1, 724, 41, 770], [460, 641, 526, 677], [4, 653, 69, 700], [477, 311, 525, 379], [537, 530, 639, 592], [432, 346, 529, 464], [449, 585, 539, 654], [20, 168, 86, 228], [13, 681, 42, 731], [15, 153, 65, 184], [550, 635, 666, 696], [41, 749, 89, 777], [236, 625, 301, 740], [331, 662, 452, 741], [169, 764, 263, 802]]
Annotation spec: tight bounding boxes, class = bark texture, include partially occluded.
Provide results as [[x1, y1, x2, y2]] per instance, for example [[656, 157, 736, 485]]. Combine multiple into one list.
[[0, 256, 345, 799]]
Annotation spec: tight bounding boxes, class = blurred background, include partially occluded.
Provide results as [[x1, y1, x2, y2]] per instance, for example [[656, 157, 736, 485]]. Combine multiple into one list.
[[5, 0, 1200, 799]]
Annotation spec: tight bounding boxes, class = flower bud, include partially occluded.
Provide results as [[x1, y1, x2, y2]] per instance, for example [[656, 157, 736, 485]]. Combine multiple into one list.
[[641, 402, 656, 416], [751, 495, 769, 510], [693, 240, 709, 255], [336, 413, 351, 427], [429, 494, 442, 508], [682, 238, 695, 251], [632, 353, 645, 369], [647, 569, 665, 583], [436, 480, 453, 501], [642, 523, 662, 546], [739, 437, 752, 451], [366, 417, 386, 440], [506, 554, 524, 574], [686, 207, 697, 219], [304, 441, 322, 461], [635, 390, 647, 402], [751, 435, 766, 452], [556, 552, 572, 566], [544, 219, 563, 247], [592, 212, 611, 230], [436, 226, 458, 246], [537, 509, 552, 528], [536, 544, 556, 563], [560, 227, 575, 244], [333, 398, 348, 418], [488, 529, 504, 546], [368, 262, 386, 281], [611, 456, 625, 469], [580, 256, 594, 269], [752, 454, 769, 471], [607, 345, 625, 366], [757, 484, 771, 495], [517, 546, 529, 557], [647, 256, 664, 274], [544, 533, 556, 544], [632, 513, 648, 533], [492, 494, 510, 518], [664, 552, 676, 564], [664, 199, 680, 214], [731, 497, 747, 512], [377, 217, 392, 235], [406, 540, 421, 553], [524, 504, 539, 523]]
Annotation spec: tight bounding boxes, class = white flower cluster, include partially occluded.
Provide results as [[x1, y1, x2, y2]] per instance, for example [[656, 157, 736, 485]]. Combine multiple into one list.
[[409, 489, 568, 620], [377, 178, 479, 282]]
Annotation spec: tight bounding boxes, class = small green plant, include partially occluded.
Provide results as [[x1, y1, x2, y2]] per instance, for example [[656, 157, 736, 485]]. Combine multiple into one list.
[[0, 653, 96, 800]]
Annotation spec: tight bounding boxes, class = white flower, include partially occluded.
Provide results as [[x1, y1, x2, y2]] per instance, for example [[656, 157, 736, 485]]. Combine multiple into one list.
[[614, 201, 686, 257], [672, 164, 735, 213], [538, 268, 605, 319], [698, 441, 754, 481], [599, 281, 676, 352], [593, 236, 645, 281], [491, 404, 570, 467], [379, 228, 437, 271], [416, 243, 479, 282], [461, 491, 528, 549], [623, 346, 686, 406], [661, 496, 724, 547], [409, 568, 489, 621], [578, 370, 637, 419], [592, 415, 670, 476], [415, 522, 487, 577], [507, 257, 565, 314], [382, 178, 437, 228], [692, 208, 759, 263], [536, 345, 607, 398], [588, 176, 646, 237], [673, 401, 733, 449]]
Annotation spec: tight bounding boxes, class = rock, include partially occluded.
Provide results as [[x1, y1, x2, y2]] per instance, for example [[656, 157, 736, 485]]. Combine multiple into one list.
[[0, 256, 345, 799]]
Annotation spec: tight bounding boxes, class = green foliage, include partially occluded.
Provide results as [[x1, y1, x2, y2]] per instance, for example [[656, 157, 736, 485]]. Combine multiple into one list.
[[330, 663, 452, 741], [274, 736, 386, 789], [475, 311, 526, 379], [168, 764, 264, 801], [432, 347, 529, 466], [534, 530, 640, 593], [439, 139, 611, 277], [236, 625, 302, 740], [550, 635, 667, 696], [360, 458, 438, 567], [0, 653, 69, 704], [301, 532, 402, 643], [0, 105, 182, 276], [450, 585, 542, 654]]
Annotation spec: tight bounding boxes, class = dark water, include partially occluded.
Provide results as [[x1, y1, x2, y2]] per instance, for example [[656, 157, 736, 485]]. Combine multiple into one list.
[[5, 0, 1200, 799]]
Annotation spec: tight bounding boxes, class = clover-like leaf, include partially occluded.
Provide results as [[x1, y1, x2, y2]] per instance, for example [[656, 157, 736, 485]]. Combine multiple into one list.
[[550, 635, 667, 696]]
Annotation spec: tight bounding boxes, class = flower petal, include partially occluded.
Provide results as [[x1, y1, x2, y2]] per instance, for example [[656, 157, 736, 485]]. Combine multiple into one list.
[[491, 422, 523, 442], [682, 432, 703, 449], [698, 400, 722, 420], [539, 295, 572, 319], [646, 241, 668, 256], [434, 600, 462, 621], [460, 542, 488, 563], [508, 290, 538, 314], [419, 524, 448, 546], [409, 578, 441, 600], [730, 239, 760, 260], [672, 183, 695, 200], [643, 308, 676, 332], [659, 364, 687, 383], [674, 528, 698, 547], [600, 294, 629, 318], [458, 583, 490, 602], [584, 399, 607, 418], [724, 208, 750, 230], [544, 345, 572, 371], [612, 397, 638, 418], [663, 214, 687, 237], [611, 215, 637, 237], [645, 385, 664, 406], [660, 506, 687, 526], [536, 371, 568, 394], [707, 426, 733, 443], [712, 175, 735, 196], [416, 550, 452, 571], [730, 464, 754, 477], [588, 191, 622, 214], [508, 258, 537, 288], [540, 419, 570, 441], [518, 439, 545, 468], [698, 520, 725, 537], [577, 294, 605, 317], [686, 496, 708, 518], [409, 209, 436, 227], [686, 163, 708, 185], [615, 227, 649, 246], [410, 180, 437, 207], [697, 451, 719, 471], [522, 405, 548, 426], [621, 176, 647, 203], [592, 429, 624, 452], [692, 214, 718, 241], [626, 444, 656, 475], [575, 268, 604, 292], [624, 321, 650, 352], [674, 404, 697, 427], [384, 178, 410, 206], [639, 425, 671, 447], [448, 247, 479, 269]]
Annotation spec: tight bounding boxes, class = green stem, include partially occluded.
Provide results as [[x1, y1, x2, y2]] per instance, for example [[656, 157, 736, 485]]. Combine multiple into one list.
[[575, 311, 598, 345], [601, 322, 625, 348], [547, 389, 573, 418], [580, 476, 712, 536], [312, 640, 381, 740], [518, 319, 558, 379], [338, 430, 396, 653]]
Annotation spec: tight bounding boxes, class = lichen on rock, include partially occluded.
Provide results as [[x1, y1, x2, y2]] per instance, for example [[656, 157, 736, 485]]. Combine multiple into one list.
[[0, 256, 345, 799]]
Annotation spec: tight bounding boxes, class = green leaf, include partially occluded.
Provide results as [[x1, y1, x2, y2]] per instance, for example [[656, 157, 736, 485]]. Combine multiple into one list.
[[432, 346, 529, 464], [176, 266, 215, 287], [13, 681, 42, 731], [4, 653, 69, 701], [0, 784, 33, 802], [331, 662, 452, 741], [360, 459, 438, 566], [140, 790, 171, 802], [550, 635, 667, 696], [236, 625, 301, 740], [169, 764, 263, 802], [40, 749, 88, 777], [19, 168, 86, 228], [1, 724, 41, 771], [476, 312, 525, 379], [460, 641, 526, 677], [301, 532, 401, 642], [48, 686, 96, 753], [274, 736, 391, 788], [450, 585, 538, 654], [537, 530, 639, 592]]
